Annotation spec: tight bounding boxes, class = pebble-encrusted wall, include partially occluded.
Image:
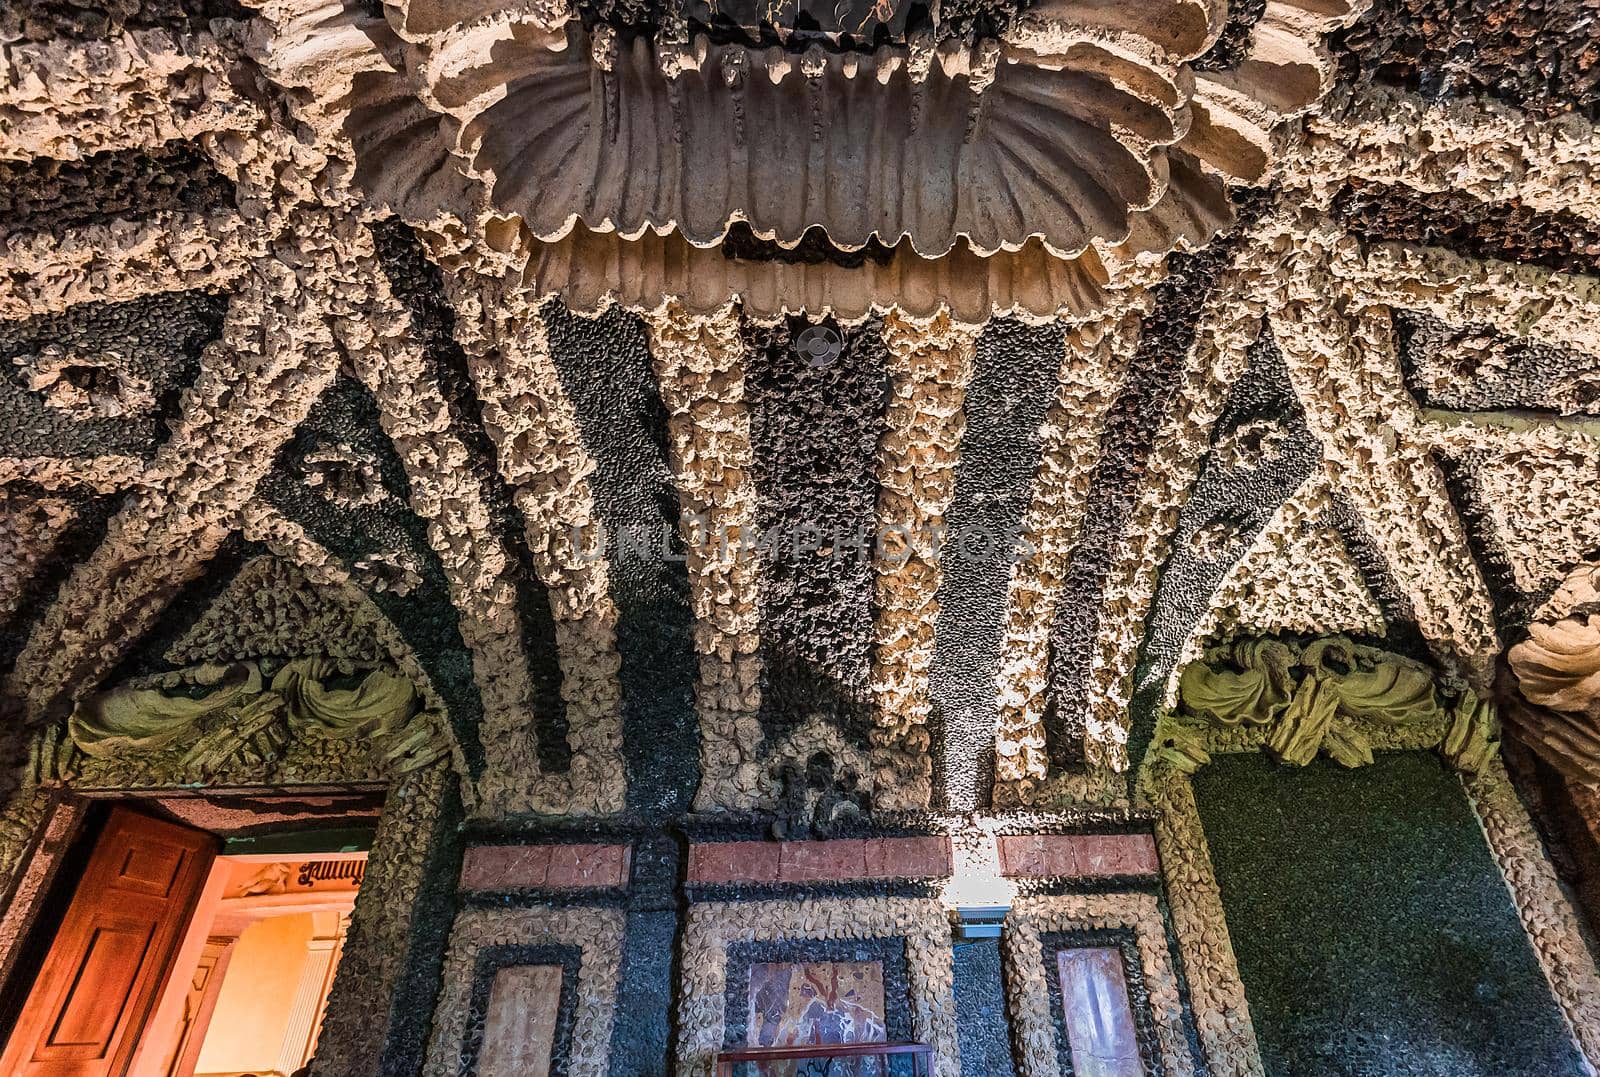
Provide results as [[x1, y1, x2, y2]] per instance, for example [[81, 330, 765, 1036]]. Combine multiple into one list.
[[1331, 0, 1600, 121], [745, 319, 888, 818], [2, 0, 245, 40], [4, 0, 1600, 1072], [1194, 752, 1585, 1075], [543, 303, 701, 817], [1044, 242, 1244, 769], [930, 320, 1059, 811], [0, 142, 234, 234], [0, 290, 227, 460], [253, 373, 492, 778]]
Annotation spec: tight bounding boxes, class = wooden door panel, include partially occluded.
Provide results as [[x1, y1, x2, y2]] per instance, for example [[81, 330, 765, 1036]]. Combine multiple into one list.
[[0, 807, 217, 1077]]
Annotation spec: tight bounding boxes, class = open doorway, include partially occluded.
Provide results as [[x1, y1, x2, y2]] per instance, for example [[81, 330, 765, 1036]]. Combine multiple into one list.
[[0, 798, 376, 1077]]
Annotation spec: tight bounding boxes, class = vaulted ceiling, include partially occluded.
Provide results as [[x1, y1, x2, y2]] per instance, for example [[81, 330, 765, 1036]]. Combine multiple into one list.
[[2, 0, 1598, 819]]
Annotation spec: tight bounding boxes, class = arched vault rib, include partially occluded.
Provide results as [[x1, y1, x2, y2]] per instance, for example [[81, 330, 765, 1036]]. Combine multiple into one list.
[[410, 236, 627, 817], [640, 301, 766, 814], [991, 287, 1153, 802], [1268, 220, 1501, 690], [1070, 240, 1274, 775], [4, 216, 350, 723], [324, 228, 618, 816]]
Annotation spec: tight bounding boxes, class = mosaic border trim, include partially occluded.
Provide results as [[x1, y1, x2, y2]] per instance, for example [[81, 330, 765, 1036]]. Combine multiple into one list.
[[679, 896, 959, 1077], [1004, 893, 1194, 1077], [425, 904, 626, 1077]]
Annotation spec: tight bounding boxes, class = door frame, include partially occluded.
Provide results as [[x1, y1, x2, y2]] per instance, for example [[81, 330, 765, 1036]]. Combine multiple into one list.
[[0, 750, 457, 1077]]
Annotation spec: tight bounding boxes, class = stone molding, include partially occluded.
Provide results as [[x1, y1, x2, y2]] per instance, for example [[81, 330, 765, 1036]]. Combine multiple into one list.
[[1003, 892, 1194, 1077], [678, 895, 958, 1076], [424, 903, 626, 1077], [1464, 758, 1600, 1068], [994, 832, 1159, 879]]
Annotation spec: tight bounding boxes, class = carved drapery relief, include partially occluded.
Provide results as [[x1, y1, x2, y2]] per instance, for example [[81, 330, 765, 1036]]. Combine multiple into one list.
[[42, 657, 447, 787], [1165, 636, 1499, 774]]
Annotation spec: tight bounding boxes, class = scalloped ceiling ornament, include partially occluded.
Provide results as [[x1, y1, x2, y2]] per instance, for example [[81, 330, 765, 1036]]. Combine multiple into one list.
[[1506, 571, 1600, 785], [250, 0, 1366, 318]]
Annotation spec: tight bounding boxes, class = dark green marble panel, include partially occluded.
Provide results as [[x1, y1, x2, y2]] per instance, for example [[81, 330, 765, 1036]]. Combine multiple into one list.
[[1193, 751, 1582, 1076]]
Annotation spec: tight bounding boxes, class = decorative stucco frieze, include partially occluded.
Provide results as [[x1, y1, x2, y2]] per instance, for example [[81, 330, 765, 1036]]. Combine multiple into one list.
[[244, 0, 1362, 326], [1164, 636, 1498, 774]]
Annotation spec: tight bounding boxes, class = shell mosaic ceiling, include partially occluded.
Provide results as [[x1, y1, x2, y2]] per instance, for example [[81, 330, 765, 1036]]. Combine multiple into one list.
[[2, 0, 1600, 819]]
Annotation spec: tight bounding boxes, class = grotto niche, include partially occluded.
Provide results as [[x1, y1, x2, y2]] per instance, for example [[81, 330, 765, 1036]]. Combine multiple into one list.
[[1, 0, 1600, 1073]]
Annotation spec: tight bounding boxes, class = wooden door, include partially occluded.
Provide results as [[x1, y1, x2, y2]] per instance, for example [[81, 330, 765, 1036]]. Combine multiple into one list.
[[0, 807, 217, 1077]]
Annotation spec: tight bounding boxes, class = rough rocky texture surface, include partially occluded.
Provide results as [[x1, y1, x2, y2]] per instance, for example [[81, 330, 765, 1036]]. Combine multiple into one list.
[[931, 319, 1058, 810], [543, 302, 699, 817], [0, 142, 235, 237], [1334, 181, 1600, 276], [256, 374, 490, 778], [373, 224, 572, 776], [0, 488, 117, 678], [1137, 333, 1323, 710], [1, 0, 247, 41], [1194, 752, 1584, 1076], [1045, 244, 1240, 768], [0, 289, 227, 460], [745, 319, 888, 786], [1395, 310, 1600, 416], [1330, 0, 1600, 122], [953, 937, 1018, 1076]]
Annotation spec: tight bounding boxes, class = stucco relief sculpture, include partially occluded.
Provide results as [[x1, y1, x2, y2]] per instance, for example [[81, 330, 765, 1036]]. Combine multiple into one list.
[[1508, 604, 1600, 784], [1167, 636, 1499, 774], [54, 657, 447, 781], [250, 0, 1366, 321]]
